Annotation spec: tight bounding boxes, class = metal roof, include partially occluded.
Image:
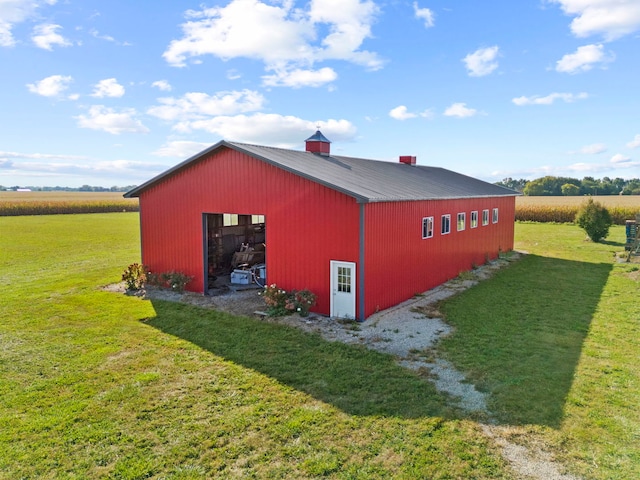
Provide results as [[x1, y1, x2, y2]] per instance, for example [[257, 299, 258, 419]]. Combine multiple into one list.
[[304, 130, 332, 144], [125, 141, 519, 202]]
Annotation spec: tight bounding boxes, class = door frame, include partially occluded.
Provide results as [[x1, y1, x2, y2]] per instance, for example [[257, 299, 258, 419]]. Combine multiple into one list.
[[330, 260, 356, 319]]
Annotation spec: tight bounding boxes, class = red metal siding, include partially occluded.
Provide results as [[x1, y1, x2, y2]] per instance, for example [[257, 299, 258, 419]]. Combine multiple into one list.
[[362, 196, 515, 318], [138, 148, 360, 316]]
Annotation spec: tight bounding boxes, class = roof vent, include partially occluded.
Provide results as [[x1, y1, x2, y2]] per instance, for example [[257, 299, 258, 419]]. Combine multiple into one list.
[[399, 156, 416, 165], [305, 130, 331, 156]]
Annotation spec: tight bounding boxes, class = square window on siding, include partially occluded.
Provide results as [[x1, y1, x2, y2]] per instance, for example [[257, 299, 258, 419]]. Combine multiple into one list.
[[441, 214, 451, 235], [223, 213, 238, 226], [457, 212, 466, 231], [422, 216, 434, 239], [492, 208, 499, 224], [251, 214, 265, 224], [482, 209, 489, 226], [470, 211, 478, 228]]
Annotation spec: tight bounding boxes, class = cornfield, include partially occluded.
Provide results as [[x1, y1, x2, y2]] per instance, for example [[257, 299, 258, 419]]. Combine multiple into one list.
[[0, 192, 138, 216], [0, 200, 139, 216], [515, 204, 638, 225], [516, 196, 640, 225]]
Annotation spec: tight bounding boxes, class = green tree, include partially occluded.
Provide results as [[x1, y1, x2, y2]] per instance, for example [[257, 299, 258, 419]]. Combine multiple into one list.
[[495, 177, 529, 192], [575, 199, 612, 242], [523, 176, 580, 196], [561, 183, 580, 196]]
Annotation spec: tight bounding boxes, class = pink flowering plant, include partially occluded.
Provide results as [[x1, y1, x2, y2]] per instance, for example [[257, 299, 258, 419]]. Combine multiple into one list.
[[260, 284, 317, 317]]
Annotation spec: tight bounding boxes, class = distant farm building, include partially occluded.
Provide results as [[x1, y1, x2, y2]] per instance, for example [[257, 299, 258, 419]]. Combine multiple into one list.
[[125, 131, 518, 321]]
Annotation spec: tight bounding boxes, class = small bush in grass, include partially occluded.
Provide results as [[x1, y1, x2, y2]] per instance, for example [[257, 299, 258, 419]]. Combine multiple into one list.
[[575, 198, 612, 242], [122, 263, 147, 291]]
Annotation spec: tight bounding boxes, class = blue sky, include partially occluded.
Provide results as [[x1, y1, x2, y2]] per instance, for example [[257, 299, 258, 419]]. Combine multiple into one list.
[[1, 0, 639, 188]]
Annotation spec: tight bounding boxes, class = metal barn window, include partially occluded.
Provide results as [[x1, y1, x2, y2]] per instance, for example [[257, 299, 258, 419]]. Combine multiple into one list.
[[470, 211, 478, 228], [223, 213, 238, 226], [251, 214, 265, 224], [422, 216, 434, 239], [457, 212, 466, 231], [337, 266, 351, 293], [492, 208, 499, 224], [441, 214, 451, 235], [482, 209, 489, 226]]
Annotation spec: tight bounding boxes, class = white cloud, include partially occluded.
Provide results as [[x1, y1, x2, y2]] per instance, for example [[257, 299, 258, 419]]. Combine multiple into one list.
[[152, 140, 212, 158], [627, 134, 640, 148], [163, 0, 383, 74], [389, 105, 432, 120], [227, 69, 242, 80], [443, 102, 478, 118], [26, 74, 72, 97], [91, 78, 125, 98], [176, 113, 357, 146], [550, 0, 640, 41], [491, 158, 640, 180], [0, 150, 88, 161], [0, 0, 58, 47], [579, 143, 607, 154], [389, 105, 416, 120], [1, 155, 168, 183], [413, 2, 434, 28], [610, 153, 631, 163], [76, 105, 149, 135], [463, 46, 499, 77], [262, 67, 338, 88], [32, 23, 71, 50], [151, 80, 172, 92], [512, 92, 588, 106], [147, 90, 265, 122], [555, 44, 613, 73]]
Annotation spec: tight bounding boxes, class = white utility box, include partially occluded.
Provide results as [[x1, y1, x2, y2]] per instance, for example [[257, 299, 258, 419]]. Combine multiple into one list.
[[231, 269, 251, 285]]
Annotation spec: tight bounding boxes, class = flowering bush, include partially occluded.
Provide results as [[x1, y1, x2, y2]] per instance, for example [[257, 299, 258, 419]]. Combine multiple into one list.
[[260, 284, 317, 317], [123, 264, 192, 293], [160, 271, 193, 292], [122, 263, 147, 291], [292, 289, 317, 317]]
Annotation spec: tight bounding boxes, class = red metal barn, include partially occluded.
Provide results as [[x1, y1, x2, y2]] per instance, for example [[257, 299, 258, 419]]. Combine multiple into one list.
[[125, 131, 518, 321]]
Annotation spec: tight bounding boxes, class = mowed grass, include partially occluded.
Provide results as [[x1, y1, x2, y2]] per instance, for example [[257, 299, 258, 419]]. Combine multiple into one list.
[[0, 213, 507, 479], [438, 223, 640, 479], [1, 214, 638, 479]]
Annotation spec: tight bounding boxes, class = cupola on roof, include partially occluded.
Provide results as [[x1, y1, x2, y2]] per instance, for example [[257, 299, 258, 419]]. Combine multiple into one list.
[[305, 129, 331, 156]]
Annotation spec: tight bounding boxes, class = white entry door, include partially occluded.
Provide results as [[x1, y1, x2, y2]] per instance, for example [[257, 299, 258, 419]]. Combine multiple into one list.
[[330, 261, 356, 319]]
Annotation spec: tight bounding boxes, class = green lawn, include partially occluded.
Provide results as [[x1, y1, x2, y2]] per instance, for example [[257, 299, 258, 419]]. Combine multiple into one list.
[[439, 223, 640, 479], [0, 214, 638, 479]]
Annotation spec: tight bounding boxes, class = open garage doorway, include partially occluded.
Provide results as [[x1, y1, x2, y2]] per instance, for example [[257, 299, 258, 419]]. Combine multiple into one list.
[[204, 213, 266, 293]]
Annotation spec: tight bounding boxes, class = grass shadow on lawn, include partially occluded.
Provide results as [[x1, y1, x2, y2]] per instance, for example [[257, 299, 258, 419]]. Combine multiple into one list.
[[146, 302, 458, 420], [438, 254, 613, 428]]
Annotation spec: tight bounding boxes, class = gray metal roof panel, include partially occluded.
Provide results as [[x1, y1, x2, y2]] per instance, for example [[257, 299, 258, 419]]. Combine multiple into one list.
[[229, 142, 519, 202], [125, 141, 519, 201]]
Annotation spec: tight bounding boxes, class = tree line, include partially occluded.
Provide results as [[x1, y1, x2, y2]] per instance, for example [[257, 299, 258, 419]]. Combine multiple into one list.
[[495, 176, 640, 196]]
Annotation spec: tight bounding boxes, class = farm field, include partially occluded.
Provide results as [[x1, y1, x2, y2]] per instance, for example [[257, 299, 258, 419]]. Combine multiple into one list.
[[0, 191, 138, 216], [516, 195, 640, 208], [0, 214, 638, 479], [0, 191, 137, 203]]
